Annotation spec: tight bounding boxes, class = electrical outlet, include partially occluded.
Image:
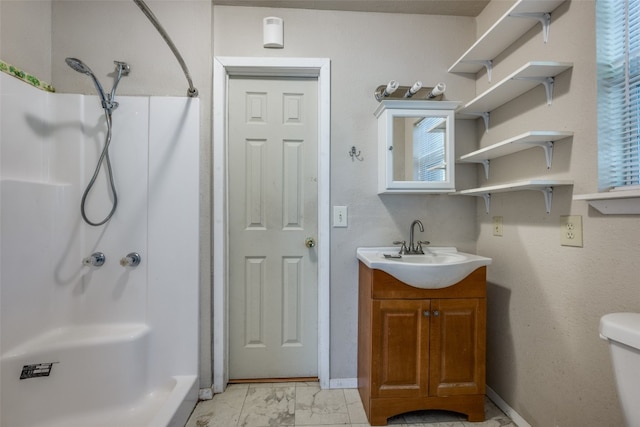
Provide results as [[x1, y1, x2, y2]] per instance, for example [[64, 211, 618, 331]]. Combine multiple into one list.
[[493, 216, 503, 237], [333, 206, 347, 227], [560, 215, 583, 247]]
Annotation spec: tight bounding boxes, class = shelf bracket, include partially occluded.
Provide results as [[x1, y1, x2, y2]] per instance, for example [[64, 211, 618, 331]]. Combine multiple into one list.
[[512, 76, 555, 105], [480, 159, 490, 180], [464, 159, 491, 179], [538, 186, 554, 214], [509, 12, 552, 43], [540, 141, 554, 169], [465, 112, 490, 132], [519, 140, 555, 169], [473, 187, 554, 214], [461, 59, 493, 82], [481, 193, 491, 214]]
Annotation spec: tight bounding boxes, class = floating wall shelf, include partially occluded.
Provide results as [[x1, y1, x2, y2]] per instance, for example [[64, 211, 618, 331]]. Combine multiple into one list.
[[574, 189, 640, 215], [457, 61, 573, 131], [458, 130, 574, 179], [448, 0, 567, 82], [456, 179, 573, 214]]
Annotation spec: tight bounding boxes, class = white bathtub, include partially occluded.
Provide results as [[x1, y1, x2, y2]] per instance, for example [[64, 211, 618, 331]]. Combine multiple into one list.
[[0, 324, 197, 427]]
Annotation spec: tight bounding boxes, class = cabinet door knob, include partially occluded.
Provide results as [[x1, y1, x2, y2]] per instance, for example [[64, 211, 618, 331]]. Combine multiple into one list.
[[423, 310, 430, 317], [433, 310, 440, 317]]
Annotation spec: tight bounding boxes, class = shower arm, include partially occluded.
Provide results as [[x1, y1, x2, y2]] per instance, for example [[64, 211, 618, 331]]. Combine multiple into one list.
[[133, 0, 198, 98]]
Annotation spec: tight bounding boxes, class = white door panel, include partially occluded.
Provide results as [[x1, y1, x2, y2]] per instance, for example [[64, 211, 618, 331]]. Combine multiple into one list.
[[228, 77, 318, 379]]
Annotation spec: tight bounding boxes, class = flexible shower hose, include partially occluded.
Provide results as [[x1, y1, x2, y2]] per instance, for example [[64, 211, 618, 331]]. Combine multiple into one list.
[[80, 110, 118, 226]]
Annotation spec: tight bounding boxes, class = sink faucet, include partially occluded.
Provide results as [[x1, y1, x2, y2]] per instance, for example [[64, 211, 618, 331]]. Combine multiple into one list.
[[394, 220, 430, 255], [409, 219, 424, 254]]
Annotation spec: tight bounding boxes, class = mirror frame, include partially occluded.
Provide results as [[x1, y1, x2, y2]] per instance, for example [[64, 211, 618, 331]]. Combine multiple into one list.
[[375, 100, 460, 194]]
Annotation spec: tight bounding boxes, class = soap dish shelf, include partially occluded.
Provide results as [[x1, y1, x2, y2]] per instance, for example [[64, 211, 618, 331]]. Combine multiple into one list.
[[456, 180, 574, 214]]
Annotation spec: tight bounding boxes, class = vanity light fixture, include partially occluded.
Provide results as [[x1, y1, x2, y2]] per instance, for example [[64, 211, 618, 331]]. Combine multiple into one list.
[[404, 81, 422, 98], [374, 81, 447, 101], [427, 82, 446, 98], [374, 80, 400, 101]]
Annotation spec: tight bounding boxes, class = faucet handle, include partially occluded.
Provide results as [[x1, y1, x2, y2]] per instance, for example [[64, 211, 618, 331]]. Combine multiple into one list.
[[393, 240, 409, 254], [120, 252, 141, 267], [83, 252, 106, 267], [415, 240, 430, 254]]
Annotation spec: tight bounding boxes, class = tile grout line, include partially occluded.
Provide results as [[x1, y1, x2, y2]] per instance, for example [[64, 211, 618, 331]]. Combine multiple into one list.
[[235, 385, 250, 427]]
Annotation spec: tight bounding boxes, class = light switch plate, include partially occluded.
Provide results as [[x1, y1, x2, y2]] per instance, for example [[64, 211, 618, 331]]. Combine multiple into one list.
[[560, 215, 583, 247], [333, 206, 347, 227]]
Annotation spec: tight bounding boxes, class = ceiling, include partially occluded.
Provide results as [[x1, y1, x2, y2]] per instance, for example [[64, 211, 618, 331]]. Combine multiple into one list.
[[212, 0, 491, 17]]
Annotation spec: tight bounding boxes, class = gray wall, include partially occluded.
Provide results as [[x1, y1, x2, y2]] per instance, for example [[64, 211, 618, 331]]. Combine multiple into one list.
[[1, 0, 52, 81], [474, 1, 639, 426], [3, 0, 639, 425], [212, 5, 479, 379]]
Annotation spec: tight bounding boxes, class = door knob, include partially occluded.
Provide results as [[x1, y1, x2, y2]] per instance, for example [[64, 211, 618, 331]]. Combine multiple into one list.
[[305, 237, 316, 248]]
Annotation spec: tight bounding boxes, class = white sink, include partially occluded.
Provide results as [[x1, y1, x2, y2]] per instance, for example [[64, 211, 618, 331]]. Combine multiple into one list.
[[356, 247, 492, 289]]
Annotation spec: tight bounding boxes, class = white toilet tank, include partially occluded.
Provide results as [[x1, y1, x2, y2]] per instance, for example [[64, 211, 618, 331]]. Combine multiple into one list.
[[600, 313, 640, 427]]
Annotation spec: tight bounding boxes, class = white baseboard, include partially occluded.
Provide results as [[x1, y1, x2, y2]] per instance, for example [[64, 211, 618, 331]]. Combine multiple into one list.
[[329, 378, 358, 389], [486, 386, 531, 427]]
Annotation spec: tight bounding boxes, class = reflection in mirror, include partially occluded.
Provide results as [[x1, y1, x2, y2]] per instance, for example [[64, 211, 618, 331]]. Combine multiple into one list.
[[392, 116, 448, 182]]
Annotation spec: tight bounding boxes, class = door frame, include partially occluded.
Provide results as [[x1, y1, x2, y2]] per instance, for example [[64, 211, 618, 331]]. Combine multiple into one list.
[[212, 56, 331, 392]]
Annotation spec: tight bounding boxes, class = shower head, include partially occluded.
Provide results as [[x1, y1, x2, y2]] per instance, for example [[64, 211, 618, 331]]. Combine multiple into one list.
[[65, 57, 94, 75], [65, 57, 108, 110]]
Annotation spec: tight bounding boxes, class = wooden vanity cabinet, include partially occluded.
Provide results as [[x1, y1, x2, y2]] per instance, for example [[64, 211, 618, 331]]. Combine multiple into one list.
[[358, 262, 487, 426]]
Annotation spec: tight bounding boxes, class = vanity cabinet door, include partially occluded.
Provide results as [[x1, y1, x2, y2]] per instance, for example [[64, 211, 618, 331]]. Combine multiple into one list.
[[371, 299, 430, 399], [429, 298, 486, 397]]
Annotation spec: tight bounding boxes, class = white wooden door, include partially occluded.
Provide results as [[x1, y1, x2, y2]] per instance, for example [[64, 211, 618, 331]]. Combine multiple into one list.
[[228, 76, 318, 379]]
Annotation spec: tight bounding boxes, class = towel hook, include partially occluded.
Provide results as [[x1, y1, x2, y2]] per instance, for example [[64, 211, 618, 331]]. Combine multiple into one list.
[[349, 146, 363, 161]]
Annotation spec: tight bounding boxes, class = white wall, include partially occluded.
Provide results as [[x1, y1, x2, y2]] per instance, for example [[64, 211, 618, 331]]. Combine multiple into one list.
[[474, 1, 639, 425], [0, 74, 82, 350]]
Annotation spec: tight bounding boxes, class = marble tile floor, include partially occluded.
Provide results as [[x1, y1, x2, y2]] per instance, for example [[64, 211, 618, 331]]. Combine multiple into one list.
[[185, 382, 518, 427]]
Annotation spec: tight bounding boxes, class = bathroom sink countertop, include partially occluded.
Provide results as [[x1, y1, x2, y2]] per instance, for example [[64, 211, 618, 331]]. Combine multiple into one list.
[[357, 246, 492, 289]]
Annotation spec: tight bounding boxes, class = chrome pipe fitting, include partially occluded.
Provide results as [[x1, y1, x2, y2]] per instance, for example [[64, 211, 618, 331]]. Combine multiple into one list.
[[120, 252, 141, 267], [83, 252, 106, 267]]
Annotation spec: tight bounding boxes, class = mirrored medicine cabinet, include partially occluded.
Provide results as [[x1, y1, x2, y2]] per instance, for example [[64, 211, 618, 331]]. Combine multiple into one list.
[[375, 100, 460, 194]]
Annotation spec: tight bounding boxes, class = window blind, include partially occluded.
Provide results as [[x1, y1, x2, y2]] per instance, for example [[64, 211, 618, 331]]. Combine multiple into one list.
[[597, 0, 640, 190], [413, 117, 446, 181]]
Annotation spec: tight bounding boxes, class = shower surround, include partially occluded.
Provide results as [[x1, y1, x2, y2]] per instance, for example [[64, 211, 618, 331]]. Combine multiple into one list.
[[0, 70, 199, 426]]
